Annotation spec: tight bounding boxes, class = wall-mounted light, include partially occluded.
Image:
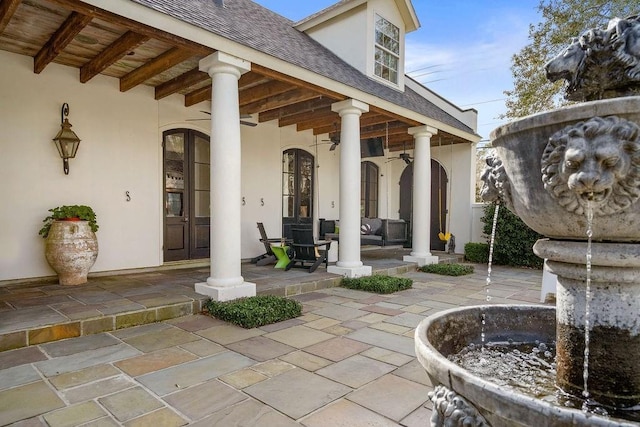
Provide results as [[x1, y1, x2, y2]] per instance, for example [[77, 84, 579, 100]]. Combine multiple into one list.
[[52, 103, 81, 175]]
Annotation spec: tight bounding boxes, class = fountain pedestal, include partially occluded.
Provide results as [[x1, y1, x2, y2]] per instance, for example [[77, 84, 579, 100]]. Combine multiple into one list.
[[535, 239, 640, 408]]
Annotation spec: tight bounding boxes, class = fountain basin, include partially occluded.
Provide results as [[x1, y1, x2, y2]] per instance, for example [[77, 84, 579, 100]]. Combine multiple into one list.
[[490, 96, 640, 241], [415, 305, 637, 426]]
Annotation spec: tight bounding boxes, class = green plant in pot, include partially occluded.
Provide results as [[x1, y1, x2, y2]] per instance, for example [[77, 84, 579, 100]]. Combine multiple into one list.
[[40, 205, 99, 285]]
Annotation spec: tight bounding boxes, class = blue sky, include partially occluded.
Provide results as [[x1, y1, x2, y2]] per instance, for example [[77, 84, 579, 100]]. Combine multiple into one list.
[[253, 0, 542, 142]]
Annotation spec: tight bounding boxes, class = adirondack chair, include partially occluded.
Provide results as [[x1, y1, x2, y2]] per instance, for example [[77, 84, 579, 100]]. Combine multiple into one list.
[[285, 228, 332, 273], [250, 222, 288, 266]]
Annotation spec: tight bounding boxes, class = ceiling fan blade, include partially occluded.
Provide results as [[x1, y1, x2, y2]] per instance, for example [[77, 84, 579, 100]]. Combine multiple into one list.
[[240, 120, 257, 127], [329, 143, 338, 151]]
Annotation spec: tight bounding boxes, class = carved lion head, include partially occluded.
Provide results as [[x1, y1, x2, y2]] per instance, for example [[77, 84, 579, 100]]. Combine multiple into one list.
[[541, 116, 640, 215]]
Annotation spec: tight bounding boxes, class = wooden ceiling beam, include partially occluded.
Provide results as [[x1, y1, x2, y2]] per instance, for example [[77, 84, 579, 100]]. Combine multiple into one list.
[[239, 80, 292, 105], [258, 97, 331, 123], [360, 113, 394, 127], [120, 47, 194, 92], [360, 123, 409, 139], [369, 105, 422, 127], [155, 67, 208, 100], [184, 85, 211, 107], [277, 106, 333, 128], [296, 112, 339, 132], [238, 71, 269, 90], [240, 88, 319, 115], [80, 30, 149, 83], [0, 0, 21, 34], [251, 63, 346, 101], [34, 11, 92, 74], [45, 0, 212, 55]]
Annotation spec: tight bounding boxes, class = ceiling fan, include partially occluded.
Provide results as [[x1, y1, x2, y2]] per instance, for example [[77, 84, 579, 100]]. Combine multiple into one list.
[[386, 142, 413, 164], [322, 122, 340, 151], [186, 111, 257, 127]]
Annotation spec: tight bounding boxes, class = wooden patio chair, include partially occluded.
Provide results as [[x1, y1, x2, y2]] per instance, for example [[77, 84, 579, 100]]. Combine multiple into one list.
[[250, 222, 288, 266], [285, 228, 332, 273]]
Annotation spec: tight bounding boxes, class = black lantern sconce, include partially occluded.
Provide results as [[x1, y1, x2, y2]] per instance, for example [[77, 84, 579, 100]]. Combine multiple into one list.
[[52, 103, 81, 175]]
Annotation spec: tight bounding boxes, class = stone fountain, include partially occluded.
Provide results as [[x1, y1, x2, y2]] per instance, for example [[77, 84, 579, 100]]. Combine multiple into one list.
[[415, 15, 640, 426]]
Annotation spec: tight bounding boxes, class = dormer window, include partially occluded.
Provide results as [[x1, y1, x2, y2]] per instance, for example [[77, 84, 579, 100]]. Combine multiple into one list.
[[374, 14, 399, 85]]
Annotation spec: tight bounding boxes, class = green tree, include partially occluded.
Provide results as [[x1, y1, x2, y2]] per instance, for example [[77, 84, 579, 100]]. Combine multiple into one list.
[[504, 0, 637, 119]]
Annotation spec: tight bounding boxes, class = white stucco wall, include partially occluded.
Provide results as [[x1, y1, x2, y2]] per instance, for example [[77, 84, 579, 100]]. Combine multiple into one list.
[[0, 50, 161, 281], [0, 47, 475, 282], [302, 0, 406, 90], [304, 5, 368, 75]]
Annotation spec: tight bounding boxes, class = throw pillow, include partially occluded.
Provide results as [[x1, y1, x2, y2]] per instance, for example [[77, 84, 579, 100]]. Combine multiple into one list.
[[360, 223, 372, 235]]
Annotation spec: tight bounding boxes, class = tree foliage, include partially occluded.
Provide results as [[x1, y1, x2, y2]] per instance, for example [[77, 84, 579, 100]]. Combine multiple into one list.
[[504, 0, 637, 119]]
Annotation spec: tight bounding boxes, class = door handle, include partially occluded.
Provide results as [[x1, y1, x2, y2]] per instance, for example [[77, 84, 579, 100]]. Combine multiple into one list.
[[182, 218, 189, 222]]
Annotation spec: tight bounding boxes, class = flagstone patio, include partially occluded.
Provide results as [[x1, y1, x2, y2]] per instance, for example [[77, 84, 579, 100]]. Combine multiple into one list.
[[0, 253, 546, 426]]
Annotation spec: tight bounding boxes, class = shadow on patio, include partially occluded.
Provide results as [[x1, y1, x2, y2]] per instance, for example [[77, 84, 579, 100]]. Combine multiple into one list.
[[0, 247, 463, 352]]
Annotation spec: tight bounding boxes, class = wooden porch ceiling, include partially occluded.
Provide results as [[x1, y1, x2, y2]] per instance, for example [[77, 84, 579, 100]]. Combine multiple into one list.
[[0, 0, 465, 152]]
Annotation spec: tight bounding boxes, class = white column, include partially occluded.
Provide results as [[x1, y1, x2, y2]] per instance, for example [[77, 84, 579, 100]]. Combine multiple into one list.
[[327, 99, 372, 278], [195, 52, 256, 301], [404, 125, 439, 266]]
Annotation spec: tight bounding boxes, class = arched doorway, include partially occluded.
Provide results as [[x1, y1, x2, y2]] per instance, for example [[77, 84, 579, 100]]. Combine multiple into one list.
[[282, 149, 314, 238], [163, 129, 211, 261], [399, 159, 448, 251]]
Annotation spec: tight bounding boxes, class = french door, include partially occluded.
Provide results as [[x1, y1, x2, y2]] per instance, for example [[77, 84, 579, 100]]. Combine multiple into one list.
[[399, 159, 448, 251], [282, 149, 314, 238], [163, 129, 210, 261]]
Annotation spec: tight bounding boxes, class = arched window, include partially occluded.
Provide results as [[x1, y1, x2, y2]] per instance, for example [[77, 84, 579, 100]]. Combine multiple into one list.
[[361, 161, 379, 218]]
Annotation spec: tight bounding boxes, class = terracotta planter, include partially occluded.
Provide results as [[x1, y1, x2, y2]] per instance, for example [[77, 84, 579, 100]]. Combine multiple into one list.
[[45, 220, 98, 285]]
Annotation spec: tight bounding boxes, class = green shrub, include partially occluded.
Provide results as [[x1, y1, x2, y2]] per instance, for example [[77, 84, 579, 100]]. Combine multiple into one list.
[[419, 263, 474, 276], [203, 295, 302, 329], [341, 275, 412, 294], [464, 242, 489, 263], [482, 203, 543, 269], [39, 205, 98, 238]]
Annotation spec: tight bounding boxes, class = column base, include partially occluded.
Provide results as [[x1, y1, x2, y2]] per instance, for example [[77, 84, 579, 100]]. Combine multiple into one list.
[[403, 254, 438, 266], [195, 281, 256, 301], [327, 265, 372, 278]]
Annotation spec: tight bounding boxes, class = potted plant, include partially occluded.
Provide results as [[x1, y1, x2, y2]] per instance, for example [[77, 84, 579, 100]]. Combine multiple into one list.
[[39, 205, 99, 285]]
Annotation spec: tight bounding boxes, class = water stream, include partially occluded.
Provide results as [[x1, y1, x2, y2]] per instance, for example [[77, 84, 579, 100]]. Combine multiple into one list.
[[481, 202, 500, 346], [582, 201, 594, 412]]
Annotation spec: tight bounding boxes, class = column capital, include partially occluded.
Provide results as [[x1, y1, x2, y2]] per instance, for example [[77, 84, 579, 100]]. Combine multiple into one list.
[[199, 51, 251, 79], [331, 99, 369, 116], [408, 125, 438, 138]]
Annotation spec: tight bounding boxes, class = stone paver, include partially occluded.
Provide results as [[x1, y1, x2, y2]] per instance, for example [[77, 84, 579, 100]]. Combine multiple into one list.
[[316, 354, 396, 388], [346, 327, 415, 356], [191, 399, 299, 427], [245, 368, 351, 420], [0, 381, 65, 425], [301, 399, 398, 427], [35, 344, 141, 377], [0, 364, 41, 391], [114, 347, 198, 377], [99, 387, 164, 422], [279, 350, 333, 371], [43, 401, 106, 427], [162, 380, 247, 421], [347, 374, 430, 422], [121, 327, 200, 353], [264, 325, 334, 349], [123, 408, 187, 427], [226, 336, 295, 362], [303, 336, 371, 362], [137, 351, 254, 396]]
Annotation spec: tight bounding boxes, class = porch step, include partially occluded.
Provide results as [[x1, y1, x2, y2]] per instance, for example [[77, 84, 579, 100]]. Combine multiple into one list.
[[0, 263, 416, 352]]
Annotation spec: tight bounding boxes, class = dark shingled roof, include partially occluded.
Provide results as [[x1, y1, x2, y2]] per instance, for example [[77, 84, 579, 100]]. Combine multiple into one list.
[[129, 0, 476, 137]]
